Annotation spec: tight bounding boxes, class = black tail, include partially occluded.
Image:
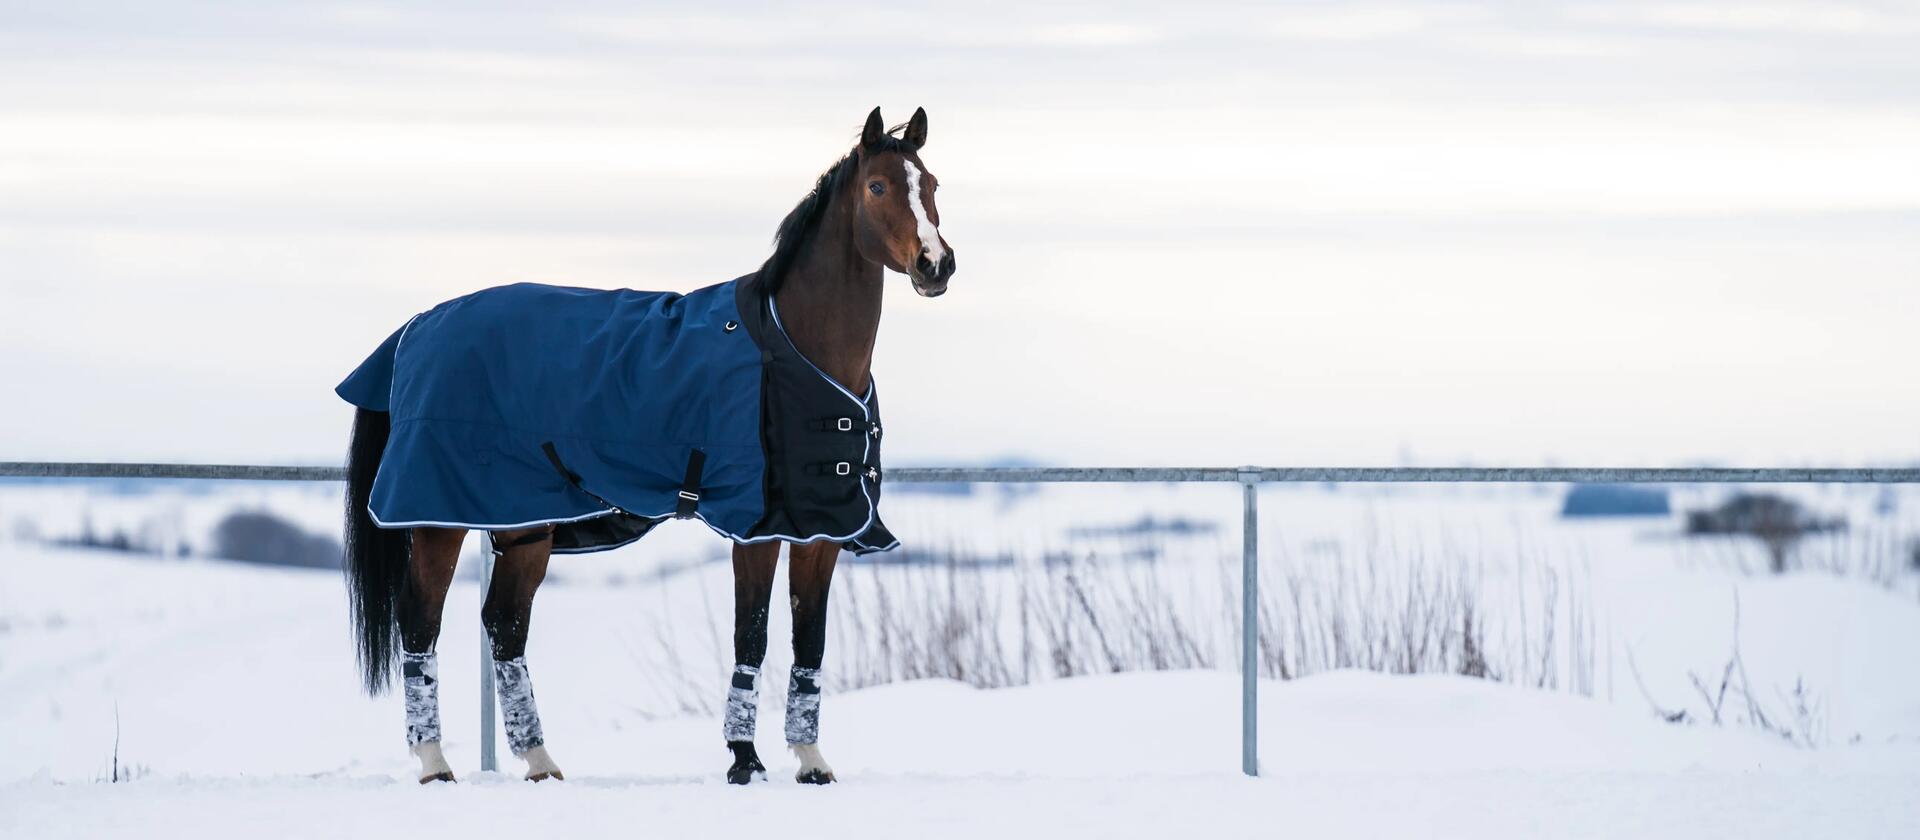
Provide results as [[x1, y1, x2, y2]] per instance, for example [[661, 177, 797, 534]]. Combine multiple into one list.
[[344, 407, 410, 695]]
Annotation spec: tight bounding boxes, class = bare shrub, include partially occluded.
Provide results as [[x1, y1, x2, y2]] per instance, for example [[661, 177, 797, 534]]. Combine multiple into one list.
[[1686, 493, 1846, 575], [835, 552, 1021, 689], [1796, 522, 1915, 590], [1256, 538, 1590, 691], [1630, 594, 1827, 748], [630, 534, 1598, 716]]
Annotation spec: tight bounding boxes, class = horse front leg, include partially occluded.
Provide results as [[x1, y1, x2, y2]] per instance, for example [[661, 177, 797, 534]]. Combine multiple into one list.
[[725, 541, 780, 784], [399, 527, 464, 783], [787, 539, 840, 784], [482, 526, 563, 781]]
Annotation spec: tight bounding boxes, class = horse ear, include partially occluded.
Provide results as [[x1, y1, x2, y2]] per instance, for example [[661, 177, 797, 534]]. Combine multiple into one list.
[[904, 107, 928, 150], [861, 107, 886, 150]]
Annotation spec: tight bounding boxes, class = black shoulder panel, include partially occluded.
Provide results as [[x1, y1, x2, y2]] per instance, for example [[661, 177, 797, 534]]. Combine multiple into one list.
[[735, 274, 897, 554]]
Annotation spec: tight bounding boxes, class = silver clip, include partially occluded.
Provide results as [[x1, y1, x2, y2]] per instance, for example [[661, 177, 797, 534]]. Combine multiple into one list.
[[837, 417, 854, 432], [834, 462, 851, 476]]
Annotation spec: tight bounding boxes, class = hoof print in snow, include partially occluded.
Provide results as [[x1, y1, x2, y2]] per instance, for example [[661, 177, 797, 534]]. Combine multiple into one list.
[[418, 771, 456, 784], [796, 768, 835, 785]]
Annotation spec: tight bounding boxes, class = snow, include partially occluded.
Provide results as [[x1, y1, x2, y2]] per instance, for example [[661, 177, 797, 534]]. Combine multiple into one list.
[[8, 770, 1920, 840], [4, 486, 1920, 838]]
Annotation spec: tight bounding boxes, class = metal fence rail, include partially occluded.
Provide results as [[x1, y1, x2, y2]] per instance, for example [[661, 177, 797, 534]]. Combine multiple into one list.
[[8, 462, 1920, 484], [5, 460, 1916, 777]]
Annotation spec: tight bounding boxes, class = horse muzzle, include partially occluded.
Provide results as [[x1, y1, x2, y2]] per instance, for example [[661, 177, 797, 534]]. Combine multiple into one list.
[[911, 250, 956, 298]]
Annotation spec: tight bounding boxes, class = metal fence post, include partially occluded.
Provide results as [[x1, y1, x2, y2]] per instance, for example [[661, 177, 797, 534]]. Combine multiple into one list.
[[1238, 467, 1260, 777], [478, 532, 498, 773]]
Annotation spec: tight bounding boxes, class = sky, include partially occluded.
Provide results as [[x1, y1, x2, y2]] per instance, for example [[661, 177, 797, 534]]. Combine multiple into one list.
[[2, 1, 1917, 468]]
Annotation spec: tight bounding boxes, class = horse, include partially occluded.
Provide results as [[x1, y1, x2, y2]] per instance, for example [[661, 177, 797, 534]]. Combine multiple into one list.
[[338, 106, 954, 785]]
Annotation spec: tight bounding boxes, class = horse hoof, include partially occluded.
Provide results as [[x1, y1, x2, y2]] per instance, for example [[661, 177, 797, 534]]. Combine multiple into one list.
[[418, 771, 456, 784], [726, 763, 766, 785], [520, 745, 564, 782], [795, 768, 836, 785], [726, 741, 767, 785]]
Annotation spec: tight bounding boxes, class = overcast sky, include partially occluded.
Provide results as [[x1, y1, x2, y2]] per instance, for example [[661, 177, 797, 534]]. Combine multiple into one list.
[[2, 1, 1916, 468]]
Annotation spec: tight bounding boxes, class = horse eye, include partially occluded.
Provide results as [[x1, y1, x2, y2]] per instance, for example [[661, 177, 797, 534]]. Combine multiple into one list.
[[868, 181, 885, 196]]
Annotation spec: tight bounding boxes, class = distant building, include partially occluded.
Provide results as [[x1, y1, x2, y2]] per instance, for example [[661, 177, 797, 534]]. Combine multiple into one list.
[[1560, 484, 1671, 518]]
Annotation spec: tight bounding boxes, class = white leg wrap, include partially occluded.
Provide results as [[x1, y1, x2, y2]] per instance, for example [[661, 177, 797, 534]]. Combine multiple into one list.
[[402, 651, 441, 746], [723, 664, 760, 742], [786, 666, 822, 745], [492, 656, 545, 755]]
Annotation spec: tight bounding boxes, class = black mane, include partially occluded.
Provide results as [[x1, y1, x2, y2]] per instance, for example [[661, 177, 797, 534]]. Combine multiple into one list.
[[757, 126, 918, 292]]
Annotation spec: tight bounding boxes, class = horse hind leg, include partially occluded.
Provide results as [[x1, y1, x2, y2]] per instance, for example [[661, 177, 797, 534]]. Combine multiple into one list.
[[400, 527, 465, 783], [483, 526, 564, 781], [787, 540, 839, 785]]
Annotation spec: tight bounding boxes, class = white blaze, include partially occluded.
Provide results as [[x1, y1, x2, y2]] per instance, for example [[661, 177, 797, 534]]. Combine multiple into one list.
[[901, 159, 945, 265]]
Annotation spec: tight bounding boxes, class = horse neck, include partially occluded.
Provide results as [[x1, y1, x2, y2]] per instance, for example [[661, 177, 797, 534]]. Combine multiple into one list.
[[772, 203, 885, 395]]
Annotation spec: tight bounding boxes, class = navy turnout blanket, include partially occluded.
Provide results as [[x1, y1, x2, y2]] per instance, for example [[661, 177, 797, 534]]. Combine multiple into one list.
[[336, 274, 896, 555]]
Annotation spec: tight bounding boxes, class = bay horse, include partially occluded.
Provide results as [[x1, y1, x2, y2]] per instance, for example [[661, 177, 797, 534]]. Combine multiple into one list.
[[340, 107, 954, 784]]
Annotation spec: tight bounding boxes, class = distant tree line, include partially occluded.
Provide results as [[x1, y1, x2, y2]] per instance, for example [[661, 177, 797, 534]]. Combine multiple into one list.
[[37, 509, 340, 570], [211, 511, 342, 570]]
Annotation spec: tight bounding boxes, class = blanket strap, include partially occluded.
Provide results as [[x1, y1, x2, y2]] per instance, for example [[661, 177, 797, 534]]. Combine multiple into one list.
[[539, 441, 629, 516], [491, 528, 553, 552], [806, 416, 873, 434], [675, 448, 707, 519], [538, 441, 704, 520]]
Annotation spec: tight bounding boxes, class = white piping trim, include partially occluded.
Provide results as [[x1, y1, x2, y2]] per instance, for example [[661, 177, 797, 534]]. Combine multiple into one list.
[[375, 498, 877, 550], [848, 536, 901, 553], [369, 505, 616, 532], [768, 295, 869, 408]]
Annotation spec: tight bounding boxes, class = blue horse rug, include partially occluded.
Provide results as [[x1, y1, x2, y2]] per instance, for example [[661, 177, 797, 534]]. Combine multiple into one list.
[[336, 274, 896, 554]]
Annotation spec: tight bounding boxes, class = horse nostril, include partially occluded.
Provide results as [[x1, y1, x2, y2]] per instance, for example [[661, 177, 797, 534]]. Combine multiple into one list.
[[914, 255, 936, 276]]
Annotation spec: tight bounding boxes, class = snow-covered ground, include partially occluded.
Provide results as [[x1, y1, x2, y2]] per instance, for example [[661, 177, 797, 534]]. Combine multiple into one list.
[[3, 486, 1919, 838]]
